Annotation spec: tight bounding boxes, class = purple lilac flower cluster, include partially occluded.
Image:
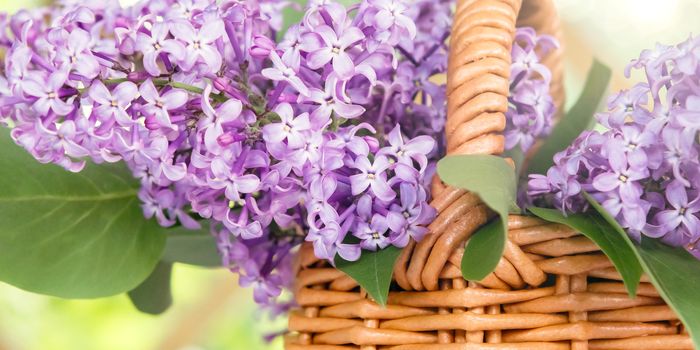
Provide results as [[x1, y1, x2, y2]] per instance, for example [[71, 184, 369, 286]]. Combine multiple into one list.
[[504, 27, 558, 153], [0, 0, 456, 309], [528, 36, 700, 258]]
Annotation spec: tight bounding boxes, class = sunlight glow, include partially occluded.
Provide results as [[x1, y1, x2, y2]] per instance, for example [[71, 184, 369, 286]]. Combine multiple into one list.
[[622, 0, 679, 24]]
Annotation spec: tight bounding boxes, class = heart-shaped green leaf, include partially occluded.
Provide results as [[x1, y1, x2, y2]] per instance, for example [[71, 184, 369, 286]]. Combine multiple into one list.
[[437, 155, 517, 281], [162, 225, 221, 267], [460, 218, 505, 281], [637, 237, 700, 350], [128, 261, 173, 315], [0, 129, 166, 298], [527, 60, 612, 175], [528, 206, 642, 297], [335, 246, 402, 306], [584, 193, 700, 348]]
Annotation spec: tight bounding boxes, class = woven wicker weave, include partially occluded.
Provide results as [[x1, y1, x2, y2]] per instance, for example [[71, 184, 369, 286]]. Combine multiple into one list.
[[286, 0, 694, 349]]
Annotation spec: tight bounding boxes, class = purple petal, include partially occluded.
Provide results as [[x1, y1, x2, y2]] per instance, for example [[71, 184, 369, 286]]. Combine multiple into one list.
[[592, 172, 620, 192], [655, 210, 682, 232], [162, 39, 186, 61], [170, 21, 195, 41], [314, 25, 338, 47], [217, 99, 242, 122], [151, 22, 170, 41], [52, 99, 75, 116], [622, 205, 646, 231], [262, 123, 286, 144], [349, 174, 370, 195], [332, 51, 355, 79], [162, 162, 187, 181], [142, 51, 162, 76], [333, 100, 365, 119], [400, 183, 418, 209], [236, 174, 261, 193], [200, 20, 224, 43], [162, 89, 189, 110], [619, 182, 643, 203], [386, 211, 407, 233], [89, 81, 112, 104], [114, 109, 134, 126], [607, 146, 628, 172], [299, 32, 323, 52], [288, 76, 309, 96], [113, 82, 139, 104], [274, 103, 294, 121], [22, 79, 46, 98], [48, 69, 69, 90], [261, 68, 284, 81], [394, 163, 419, 183], [210, 158, 231, 179], [375, 10, 394, 30], [339, 27, 364, 48], [666, 180, 688, 209], [151, 109, 173, 129], [336, 243, 361, 262], [406, 136, 436, 155], [76, 55, 100, 78], [371, 179, 396, 202], [307, 48, 333, 69], [200, 45, 223, 71]]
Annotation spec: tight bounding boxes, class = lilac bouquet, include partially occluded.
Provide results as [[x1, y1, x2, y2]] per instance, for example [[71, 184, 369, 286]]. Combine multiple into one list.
[[528, 35, 700, 258], [0, 0, 558, 317]]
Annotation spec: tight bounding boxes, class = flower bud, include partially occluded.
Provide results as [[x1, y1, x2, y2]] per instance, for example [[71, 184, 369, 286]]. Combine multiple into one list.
[[213, 77, 230, 92], [128, 71, 148, 82], [364, 136, 380, 153], [144, 115, 161, 131], [217, 132, 246, 147], [250, 35, 275, 59]]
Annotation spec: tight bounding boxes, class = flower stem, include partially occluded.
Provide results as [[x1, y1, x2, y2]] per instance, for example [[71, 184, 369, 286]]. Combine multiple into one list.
[[169, 81, 205, 94], [103, 78, 130, 85], [376, 86, 394, 137], [80, 78, 226, 103]]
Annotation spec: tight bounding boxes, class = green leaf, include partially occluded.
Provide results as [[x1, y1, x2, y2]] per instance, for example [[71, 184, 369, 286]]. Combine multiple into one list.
[[528, 207, 642, 297], [335, 246, 402, 306], [280, 1, 304, 38], [127, 261, 173, 315], [437, 155, 517, 281], [504, 147, 525, 180], [637, 237, 700, 350], [162, 225, 221, 268], [584, 193, 700, 348], [527, 60, 612, 175], [460, 218, 506, 281], [583, 192, 637, 243], [0, 129, 166, 298]]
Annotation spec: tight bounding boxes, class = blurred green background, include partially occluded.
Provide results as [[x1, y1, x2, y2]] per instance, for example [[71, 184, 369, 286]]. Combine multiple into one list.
[[0, 0, 698, 349]]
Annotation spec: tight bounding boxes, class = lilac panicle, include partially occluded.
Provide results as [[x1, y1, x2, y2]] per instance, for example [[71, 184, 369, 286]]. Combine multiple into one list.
[[527, 35, 700, 259], [505, 28, 558, 153], [0, 0, 555, 314]]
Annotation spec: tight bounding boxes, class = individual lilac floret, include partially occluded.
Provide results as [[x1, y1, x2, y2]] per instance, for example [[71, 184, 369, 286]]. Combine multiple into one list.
[[135, 22, 186, 76], [527, 35, 700, 259]]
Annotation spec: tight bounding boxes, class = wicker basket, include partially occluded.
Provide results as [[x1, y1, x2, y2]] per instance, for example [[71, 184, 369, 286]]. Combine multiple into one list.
[[286, 0, 694, 349]]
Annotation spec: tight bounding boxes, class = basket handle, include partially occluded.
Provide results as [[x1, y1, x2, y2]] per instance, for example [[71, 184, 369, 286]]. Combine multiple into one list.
[[445, 0, 564, 156], [401, 0, 565, 292]]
